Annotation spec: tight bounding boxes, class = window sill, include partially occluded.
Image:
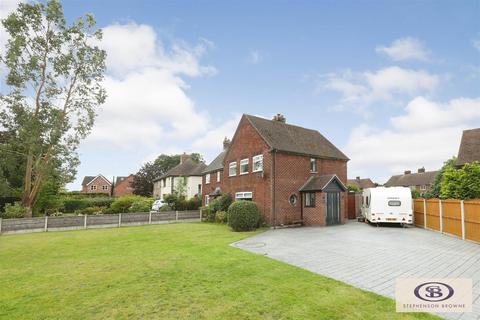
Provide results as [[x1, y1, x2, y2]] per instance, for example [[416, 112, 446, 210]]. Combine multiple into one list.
[[252, 169, 263, 173], [310, 171, 318, 174], [240, 172, 249, 175]]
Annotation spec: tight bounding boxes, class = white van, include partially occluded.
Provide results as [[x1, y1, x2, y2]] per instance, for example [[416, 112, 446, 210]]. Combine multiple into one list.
[[361, 187, 413, 225]]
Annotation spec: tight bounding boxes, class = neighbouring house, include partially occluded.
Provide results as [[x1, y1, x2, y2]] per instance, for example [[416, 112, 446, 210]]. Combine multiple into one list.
[[202, 113, 349, 226], [202, 138, 230, 204], [456, 128, 480, 167], [347, 176, 376, 190], [113, 174, 135, 197], [153, 153, 206, 200], [384, 168, 438, 192], [81, 175, 112, 194]]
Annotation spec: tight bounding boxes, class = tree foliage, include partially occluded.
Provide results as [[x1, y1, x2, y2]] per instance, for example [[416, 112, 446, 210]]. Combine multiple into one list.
[[424, 157, 457, 199], [0, 0, 106, 216], [132, 153, 203, 197], [347, 184, 361, 192], [440, 161, 480, 200]]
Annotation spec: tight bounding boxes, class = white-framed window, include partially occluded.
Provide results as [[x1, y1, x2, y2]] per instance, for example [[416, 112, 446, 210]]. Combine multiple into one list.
[[217, 171, 221, 182], [205, 195, 210, 205], [90, 185, 97, 191], [240, 158, 249, 175], [235, 192, 253, 200], [252, 154, 263, 172], [206, 173, 211, 184], [102, 185, 109, 191], [229, 162, 237, 176], [420, 185, 427, 191], [310, 158, 317, 172]]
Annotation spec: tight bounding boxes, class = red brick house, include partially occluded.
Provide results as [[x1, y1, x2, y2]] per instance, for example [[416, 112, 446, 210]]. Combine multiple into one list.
[[113, 174, 135, 197], [384, 168, 438, 192], [81, 175, 112, 194], [202, 114, 349, 226]]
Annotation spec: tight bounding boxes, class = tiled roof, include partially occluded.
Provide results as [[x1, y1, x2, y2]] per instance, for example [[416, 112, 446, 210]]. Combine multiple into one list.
[[203, 149, 228, 173], [300, 174, 347, 192], [81, 176, 95, 186], [245, 114, 349, 160], [384, 171, 438, 187], [347, 178, 376, 189], [156, 159, 207, 180], [456, 128, 480, 166]]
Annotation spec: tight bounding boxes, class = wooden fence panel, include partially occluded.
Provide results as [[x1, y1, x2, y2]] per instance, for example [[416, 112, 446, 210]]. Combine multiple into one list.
[[426, 199, 440, 231], [441, 199, 462, 238], [413, 199, 424, 227], [464, 200, 480, 243]]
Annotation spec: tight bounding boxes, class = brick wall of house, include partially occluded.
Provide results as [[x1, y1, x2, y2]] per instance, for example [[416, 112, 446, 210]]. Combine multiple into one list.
[[82, 176, 111, 194], [202, 170, 223, 199], [113, 175, 134, 197], [302, 191, 347, 225]]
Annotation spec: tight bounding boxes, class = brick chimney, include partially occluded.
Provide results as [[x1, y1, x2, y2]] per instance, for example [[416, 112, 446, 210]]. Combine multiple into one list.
[[404, 170, 411, 175], [223, 137, 231, 150], [418, 167, 425, 173], [180, 152, 190, 164], [272, 113, 286, 123]]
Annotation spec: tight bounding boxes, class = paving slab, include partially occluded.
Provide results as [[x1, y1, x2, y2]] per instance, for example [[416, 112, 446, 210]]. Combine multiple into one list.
[[232, 222, 480, 320]]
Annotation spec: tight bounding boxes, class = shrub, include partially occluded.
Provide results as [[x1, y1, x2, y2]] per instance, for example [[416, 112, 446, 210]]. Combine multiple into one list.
[[2, 202, 27, 218], [62, 197, 114, 213], [129, 198, 154, 212], [164, 193, 187, 211], [227, 201, 261, 231], [201, 206, 215, 222], [63, 199, 88, 212], [210, 193, 233, 213], [109, 195, 146, 213], [186, 196, 202, 210], [79, 206, 105, 215], [159, 205, 173, 212], [215, 211, 227, 224]]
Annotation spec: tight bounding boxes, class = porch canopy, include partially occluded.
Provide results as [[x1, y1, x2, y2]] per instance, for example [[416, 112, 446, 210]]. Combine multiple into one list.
[[299, 174, 347, 193]]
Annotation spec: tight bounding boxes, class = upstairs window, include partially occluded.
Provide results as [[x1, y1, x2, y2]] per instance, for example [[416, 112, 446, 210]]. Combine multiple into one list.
[[229, 162, 237, 176], [90, 185, 97, 191], [206, 173, 211, 184], [102, 185, 109, 191], [162, 179, 166, 187], [253, 155, 263, 172], [240, 158, 249, 175], [305, 192, 316, 207], [217, 171, 221, 182], [310, 158, 317, 172]]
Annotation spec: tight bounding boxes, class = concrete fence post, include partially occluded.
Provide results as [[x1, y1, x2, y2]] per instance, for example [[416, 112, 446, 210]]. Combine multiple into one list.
[[84, 215, 87, 229], [149, 211, 152, 224], [460, 200, 466, 240], [439, 199, 443, 233], [423, 199, 427, 229], [200, 208, 202, 221], [0, 218, 2, 234], [44, 216, 48, 232], [118, 213, 122, 227], [175, 211, 178, 222]]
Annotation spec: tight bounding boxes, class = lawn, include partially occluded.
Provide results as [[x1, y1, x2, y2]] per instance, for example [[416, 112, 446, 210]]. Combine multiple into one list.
[[0, 223, 437, 320]]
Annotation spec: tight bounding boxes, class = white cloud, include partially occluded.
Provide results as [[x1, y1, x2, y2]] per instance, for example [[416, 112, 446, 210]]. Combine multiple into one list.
[[246, 49, 263, 64], [472, 38, 480, 52], [321, 66, 440, 114], [345, 97, 480, 182], [376, 37, 431, 61], [192, 114, 241, 150], [87, 22, 217, 149]]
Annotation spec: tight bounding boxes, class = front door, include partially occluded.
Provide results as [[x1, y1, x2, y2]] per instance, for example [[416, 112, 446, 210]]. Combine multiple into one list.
[[326, 192, 340, 225]]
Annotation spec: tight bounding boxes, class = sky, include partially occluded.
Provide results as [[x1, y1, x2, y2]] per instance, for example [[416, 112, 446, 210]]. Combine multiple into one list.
[[1, 0, 479, 189]]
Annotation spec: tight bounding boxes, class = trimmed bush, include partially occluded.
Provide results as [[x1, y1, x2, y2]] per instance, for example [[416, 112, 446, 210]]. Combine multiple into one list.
[[2, 202, 27, 218], [62, 197, 114, 213], [109, 195, 146, 213], [210, 193, 233, 213], [215, 211, 227, 224], [227, 201, 261, 231], [79, 206, 105, 215], [129, 198, 154, 212]]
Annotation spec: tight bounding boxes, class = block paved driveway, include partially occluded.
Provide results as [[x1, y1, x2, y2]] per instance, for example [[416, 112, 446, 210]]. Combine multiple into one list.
[[232, 222, 480, 320]]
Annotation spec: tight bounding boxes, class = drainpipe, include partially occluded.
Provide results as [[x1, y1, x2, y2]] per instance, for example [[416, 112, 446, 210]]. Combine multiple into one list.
[[272, 149, 277, 229]]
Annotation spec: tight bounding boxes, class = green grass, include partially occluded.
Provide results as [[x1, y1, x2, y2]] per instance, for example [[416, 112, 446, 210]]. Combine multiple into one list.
[[0, 223, 438, 320]]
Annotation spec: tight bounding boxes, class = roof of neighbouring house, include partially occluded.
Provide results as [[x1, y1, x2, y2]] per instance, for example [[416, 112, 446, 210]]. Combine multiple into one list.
[[155, 158, 207, 181], [203, 149, 228, 174], [347, 178, 376, 189], [82, 174, 111, 186], [456, 128, 480, 166], [384, 171, 438, 187], [244, 114, 349, 160], [299, 174, 347, 192], [115, 174, 134, 185]]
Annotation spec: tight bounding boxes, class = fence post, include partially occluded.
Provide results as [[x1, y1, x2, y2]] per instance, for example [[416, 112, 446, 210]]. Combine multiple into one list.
[[423, 199, 427, 229], [175, 210, 178, 222], [439, 199, 443, 233], [460, 200, 466, 240], [84, 214, 87, 229], [44, 215, 48, 232], [149, 211, 152, 224], [200, 208, 202, 221], [0, 218, 2, 234], [118, 213, 122, 227]]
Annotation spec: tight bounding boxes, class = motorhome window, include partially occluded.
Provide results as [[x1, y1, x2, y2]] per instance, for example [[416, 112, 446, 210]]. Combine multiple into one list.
[[388, 200, 401, 206], [366, 196, 370, 207]]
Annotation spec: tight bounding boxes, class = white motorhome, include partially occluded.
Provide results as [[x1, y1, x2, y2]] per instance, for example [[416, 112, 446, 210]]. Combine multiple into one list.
[[361, 187, 413, 225]]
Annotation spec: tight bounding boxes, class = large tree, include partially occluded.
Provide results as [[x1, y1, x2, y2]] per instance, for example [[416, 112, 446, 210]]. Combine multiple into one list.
[[0, 0, 106, 216], [132, 153, 204, 197]]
